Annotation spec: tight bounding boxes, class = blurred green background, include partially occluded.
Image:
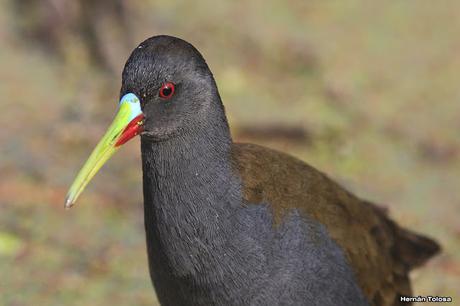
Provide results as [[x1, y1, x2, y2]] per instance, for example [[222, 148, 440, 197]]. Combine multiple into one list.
[[0, 1, 459, 305]]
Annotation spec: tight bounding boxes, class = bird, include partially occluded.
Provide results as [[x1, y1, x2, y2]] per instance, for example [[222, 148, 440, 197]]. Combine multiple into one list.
[[65, 35, 440, 306]]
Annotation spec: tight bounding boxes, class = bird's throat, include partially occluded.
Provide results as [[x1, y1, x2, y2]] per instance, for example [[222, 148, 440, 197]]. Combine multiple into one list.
[[140, 114, 243, 274]]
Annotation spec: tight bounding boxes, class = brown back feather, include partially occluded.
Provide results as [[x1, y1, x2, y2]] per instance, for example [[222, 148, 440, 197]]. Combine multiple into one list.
[[231, 143, 440, 306]]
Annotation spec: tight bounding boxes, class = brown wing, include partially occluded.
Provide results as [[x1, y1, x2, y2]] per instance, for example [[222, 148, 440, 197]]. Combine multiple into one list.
[[231, 143, 440, 306]]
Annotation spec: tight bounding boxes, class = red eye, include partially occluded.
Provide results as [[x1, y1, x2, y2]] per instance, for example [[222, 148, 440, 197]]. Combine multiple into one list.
[[159, 82, 175, 99]]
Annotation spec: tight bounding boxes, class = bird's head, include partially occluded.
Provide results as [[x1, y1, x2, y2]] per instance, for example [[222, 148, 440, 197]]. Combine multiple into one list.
[[65, 35, 220, 208], [122, 35, 218, 141]]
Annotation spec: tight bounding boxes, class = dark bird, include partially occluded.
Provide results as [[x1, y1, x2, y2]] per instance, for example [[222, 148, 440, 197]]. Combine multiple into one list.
[[65, 35, 440, 306]]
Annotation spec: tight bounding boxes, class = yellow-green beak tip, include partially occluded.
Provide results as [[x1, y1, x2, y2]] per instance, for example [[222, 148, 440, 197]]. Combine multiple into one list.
[[64, 195, 74, 209]]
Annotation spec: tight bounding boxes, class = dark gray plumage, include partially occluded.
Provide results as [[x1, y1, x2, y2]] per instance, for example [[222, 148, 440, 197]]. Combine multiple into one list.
[[118, 35, 439, 306]]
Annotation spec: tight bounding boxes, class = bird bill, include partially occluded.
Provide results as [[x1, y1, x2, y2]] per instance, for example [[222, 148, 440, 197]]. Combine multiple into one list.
[[64, 93, 144, 208]]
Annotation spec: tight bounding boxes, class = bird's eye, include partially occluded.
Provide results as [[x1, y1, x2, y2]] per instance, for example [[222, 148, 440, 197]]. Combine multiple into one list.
[[159, 82, 175, 99]]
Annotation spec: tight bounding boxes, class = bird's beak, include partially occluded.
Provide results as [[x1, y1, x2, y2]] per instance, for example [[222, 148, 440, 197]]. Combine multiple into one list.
[[64, 93, 144, 208]]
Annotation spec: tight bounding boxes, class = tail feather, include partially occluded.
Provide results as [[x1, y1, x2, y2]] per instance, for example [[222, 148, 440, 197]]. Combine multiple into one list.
[[394, 227, 441, 269], [370, 202, 441, 270]]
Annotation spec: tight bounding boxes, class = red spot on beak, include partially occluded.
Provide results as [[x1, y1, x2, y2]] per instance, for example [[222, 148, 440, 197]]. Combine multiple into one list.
[[115, 114, 145, 147]]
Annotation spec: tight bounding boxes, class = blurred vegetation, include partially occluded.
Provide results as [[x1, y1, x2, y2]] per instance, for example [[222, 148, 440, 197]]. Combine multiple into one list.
[[1, 1, 459, 305]]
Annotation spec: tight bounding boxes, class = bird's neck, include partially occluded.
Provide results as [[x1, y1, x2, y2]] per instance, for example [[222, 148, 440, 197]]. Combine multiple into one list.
[[140, 110, 246, 282], [140, 109, 237, 215]]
